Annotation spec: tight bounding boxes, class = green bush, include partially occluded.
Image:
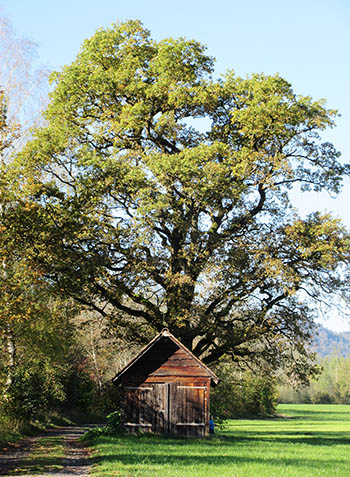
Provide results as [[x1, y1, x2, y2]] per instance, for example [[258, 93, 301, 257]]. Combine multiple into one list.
[[211, 363, 278, 421], [81, 410, 122, 443], [3, 360, 65, 425], [105, 410, 121, 432]]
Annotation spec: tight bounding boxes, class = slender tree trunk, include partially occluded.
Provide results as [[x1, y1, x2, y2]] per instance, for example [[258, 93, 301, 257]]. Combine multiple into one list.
[[2, 251, 16, 389], [89, 324, 103, 390], [5, 323, 16, 387]]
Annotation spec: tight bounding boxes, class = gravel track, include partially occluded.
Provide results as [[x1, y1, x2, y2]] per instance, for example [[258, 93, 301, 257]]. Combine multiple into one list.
[[0, 426, 94, 476]]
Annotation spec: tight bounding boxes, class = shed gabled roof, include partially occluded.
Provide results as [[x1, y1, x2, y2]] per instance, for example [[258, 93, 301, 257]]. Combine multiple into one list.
[[112, 328, 219, 385]]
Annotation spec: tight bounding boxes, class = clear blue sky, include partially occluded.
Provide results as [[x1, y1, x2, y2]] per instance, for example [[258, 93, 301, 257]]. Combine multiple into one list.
[[1, 0, 350, 330]]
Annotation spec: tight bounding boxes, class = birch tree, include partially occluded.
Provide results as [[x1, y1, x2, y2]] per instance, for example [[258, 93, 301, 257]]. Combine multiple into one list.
[[0, 16, 48, 387]]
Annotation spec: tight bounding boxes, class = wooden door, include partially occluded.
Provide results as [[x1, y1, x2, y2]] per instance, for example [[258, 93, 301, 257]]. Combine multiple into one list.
[[123, 382, 208, 436], [169, 383, 208, 437], [122, 384, 167, 433]]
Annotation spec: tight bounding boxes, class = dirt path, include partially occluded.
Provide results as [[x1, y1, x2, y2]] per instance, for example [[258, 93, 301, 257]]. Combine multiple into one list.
[[0, 425, 94, 476]]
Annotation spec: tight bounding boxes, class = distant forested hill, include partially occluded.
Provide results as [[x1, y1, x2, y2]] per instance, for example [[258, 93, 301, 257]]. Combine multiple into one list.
[[312, 325, 350, 357]]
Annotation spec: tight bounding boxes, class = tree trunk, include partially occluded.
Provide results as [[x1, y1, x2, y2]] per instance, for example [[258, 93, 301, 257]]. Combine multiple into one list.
[[5, 323, 16, 387]]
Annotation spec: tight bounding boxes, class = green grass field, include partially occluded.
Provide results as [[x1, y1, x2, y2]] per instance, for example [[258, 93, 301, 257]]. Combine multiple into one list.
[[88, 404, 350, 476]]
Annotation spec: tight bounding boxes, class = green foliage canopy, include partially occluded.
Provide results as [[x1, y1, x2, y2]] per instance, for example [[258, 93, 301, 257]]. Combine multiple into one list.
[[17, 21, 350, 378]]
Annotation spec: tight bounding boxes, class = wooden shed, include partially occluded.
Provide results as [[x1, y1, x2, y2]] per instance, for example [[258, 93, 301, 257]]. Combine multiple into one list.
[[112, 329, 219, 437]]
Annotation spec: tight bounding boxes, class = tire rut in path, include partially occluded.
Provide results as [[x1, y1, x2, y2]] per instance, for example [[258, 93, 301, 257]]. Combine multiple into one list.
[[0, 425, 94, 476]]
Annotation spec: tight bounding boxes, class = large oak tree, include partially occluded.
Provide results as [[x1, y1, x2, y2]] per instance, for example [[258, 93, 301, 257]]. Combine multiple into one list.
[[18, 21, 350, 379]]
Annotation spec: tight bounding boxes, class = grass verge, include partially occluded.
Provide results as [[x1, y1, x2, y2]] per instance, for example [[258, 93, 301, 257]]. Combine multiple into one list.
[[0, 416, 21, 449], [86, 404, 350, 476]]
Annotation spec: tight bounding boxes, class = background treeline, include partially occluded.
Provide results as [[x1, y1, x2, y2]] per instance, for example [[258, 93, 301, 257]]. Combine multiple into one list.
[[279, 325, 350, 405], [278, 353, 350, 405]]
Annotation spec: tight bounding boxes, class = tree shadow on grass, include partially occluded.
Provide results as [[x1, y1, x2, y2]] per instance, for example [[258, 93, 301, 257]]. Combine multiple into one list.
[[101, 429, 350, 449], [277, 409, 350, 421], [89, 451, 345, 472], [215, 431, 350, 447]]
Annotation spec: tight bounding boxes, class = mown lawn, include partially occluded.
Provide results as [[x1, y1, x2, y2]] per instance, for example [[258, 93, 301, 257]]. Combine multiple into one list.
[[88, 404, 350, 476]]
